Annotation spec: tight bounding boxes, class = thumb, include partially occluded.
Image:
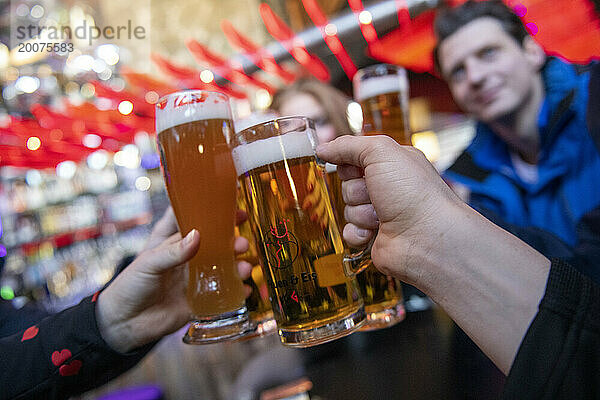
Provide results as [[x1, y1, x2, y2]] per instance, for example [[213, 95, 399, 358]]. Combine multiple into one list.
[[142, 229, 200, 274], [316, 135, 399, 169]]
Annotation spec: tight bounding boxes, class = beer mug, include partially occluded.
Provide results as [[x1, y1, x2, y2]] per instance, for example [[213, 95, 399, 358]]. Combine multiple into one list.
[[325, 163, 405, 331], [231, 117, 371, 347], [353, 64, 411, 144], [155, 90, 250, 344]]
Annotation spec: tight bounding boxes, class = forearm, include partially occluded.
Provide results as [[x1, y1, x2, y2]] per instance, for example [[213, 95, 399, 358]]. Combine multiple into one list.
[[1, 295, 153, 400], [408, 201, 551, 374]]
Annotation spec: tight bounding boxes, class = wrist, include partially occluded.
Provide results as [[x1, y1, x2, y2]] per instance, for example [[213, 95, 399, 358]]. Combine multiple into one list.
[[393, 194, 468, 292], [96, 290, 136, 353]]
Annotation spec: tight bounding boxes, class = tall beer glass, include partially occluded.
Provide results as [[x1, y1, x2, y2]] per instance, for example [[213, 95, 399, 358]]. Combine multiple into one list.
[[155, 90, 249, 344], [325, 163, 405, 330], [353, 64, 410, 144], [231, 117, 369, 347]]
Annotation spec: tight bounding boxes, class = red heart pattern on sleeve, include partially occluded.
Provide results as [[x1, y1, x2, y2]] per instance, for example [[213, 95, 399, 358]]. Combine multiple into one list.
[[51, 348, 82, 377], [51, 349, 72, 366], [21, 325, 39, 342], [59, 360, 82, 376]]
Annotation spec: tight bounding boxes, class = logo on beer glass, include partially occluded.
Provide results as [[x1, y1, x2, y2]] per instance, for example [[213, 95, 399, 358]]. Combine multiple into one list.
[[264, 220, 299, 270], [174, 92, 208, 108]]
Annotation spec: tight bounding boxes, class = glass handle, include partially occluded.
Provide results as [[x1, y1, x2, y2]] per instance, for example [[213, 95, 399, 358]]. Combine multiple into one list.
[[342, 229, 376, 276]]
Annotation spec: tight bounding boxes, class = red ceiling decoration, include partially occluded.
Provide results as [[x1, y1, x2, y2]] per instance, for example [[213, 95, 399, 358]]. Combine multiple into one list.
[[3, 0, 599, 169]]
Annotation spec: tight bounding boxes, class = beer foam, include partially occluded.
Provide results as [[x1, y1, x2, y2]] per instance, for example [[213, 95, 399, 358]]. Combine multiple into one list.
[[232, 131, 315, 176], [155, 91, 231, 133], [354, 75, 407, 102]]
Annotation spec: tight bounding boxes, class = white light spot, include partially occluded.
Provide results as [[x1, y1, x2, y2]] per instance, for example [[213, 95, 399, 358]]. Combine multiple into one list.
[[87, 150, 108, 169], [92, 58, 107, 73], [26, 170, 42, 186], [56, 161, 77, 179], [324, 23, 338, 36], [118, 100, 133, 115], [359, 10, 373, 25], [15, 76, 40, 93], [114, 144, 140, 169], [200, 70, 214, 83], [30, 5, 44, 18], [83, 133, 102, 148], [145, 91, 159, 104], [26, 136, 41, 150], [255, 89, 272, 110], [135, 176, 151, 191]]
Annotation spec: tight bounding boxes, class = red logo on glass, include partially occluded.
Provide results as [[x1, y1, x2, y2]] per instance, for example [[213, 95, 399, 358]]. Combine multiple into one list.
[[265, 220, 299, 269]]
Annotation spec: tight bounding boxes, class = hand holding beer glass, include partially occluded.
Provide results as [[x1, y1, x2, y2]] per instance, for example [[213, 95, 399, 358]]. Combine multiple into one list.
[[155, 91, 250, 344], [231, 117, 371, 347]]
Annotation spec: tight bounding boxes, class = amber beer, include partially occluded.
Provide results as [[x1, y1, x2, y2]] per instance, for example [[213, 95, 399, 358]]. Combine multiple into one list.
[[235, 191, 277, 338], [325, 164, 405, 330], [232, 118, 366, 347], [155, 90, 248, 344], [353, 64, 411, 145]]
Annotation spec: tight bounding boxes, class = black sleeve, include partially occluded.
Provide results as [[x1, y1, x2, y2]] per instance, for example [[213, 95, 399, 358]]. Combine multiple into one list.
[[569, 206, 600, 284], [502, 259, 600, 399], [0, 293, 155, 400], [0, 299, 50, 338]]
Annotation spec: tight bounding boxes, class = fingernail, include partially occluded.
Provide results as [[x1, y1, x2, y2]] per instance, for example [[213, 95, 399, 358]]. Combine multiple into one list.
[[185, 229, 197, 245], [356, 227, 371, 238]]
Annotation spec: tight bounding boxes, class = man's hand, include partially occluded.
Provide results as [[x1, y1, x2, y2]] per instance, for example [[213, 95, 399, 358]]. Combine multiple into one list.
[[316, 135, 460, 282], [317, 135, 551, 373], [96, 208, 252, 353]]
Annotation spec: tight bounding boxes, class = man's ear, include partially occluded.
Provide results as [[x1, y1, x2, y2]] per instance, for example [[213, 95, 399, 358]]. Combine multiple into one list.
[[522, 36, 546, 71]]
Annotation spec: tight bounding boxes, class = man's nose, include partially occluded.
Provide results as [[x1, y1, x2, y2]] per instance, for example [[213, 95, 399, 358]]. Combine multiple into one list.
[[465, 59, 487, 86]]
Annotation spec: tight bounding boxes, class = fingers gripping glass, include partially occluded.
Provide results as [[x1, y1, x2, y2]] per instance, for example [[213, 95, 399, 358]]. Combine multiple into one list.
[[231, 117, 370, 347]]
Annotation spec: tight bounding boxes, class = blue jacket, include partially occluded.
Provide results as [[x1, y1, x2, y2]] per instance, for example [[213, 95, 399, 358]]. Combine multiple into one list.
[[444, 59, 600, 249]]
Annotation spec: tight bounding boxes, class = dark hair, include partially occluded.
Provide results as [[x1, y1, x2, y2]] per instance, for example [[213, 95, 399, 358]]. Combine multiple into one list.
[[433, 0, 530, 73], [271, 79, 354, 137]]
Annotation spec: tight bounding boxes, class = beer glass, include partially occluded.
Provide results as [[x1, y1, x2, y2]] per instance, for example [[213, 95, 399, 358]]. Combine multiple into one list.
[[325, 163, 405, 330], [231, 117, 370, 347], [353, 64, 411, 144], [155, 90, 250, 344]]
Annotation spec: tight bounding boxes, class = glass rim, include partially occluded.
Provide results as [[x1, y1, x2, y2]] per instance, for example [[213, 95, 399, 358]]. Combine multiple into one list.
[[236, 115, 315, 137], [354, 63, 407, 79], [155, 89, 230, 109]]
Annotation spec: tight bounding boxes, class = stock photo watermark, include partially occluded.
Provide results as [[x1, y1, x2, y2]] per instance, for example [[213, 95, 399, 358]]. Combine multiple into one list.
[[10, 0, 151, 72]]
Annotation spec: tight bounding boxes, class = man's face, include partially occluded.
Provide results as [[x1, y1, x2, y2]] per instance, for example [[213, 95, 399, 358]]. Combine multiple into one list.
[[438, 18, 541, 123]]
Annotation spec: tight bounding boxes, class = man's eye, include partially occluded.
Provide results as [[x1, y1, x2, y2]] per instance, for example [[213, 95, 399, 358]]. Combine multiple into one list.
[[481, 47, 498, 60], [451, 67, 466, 83]]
